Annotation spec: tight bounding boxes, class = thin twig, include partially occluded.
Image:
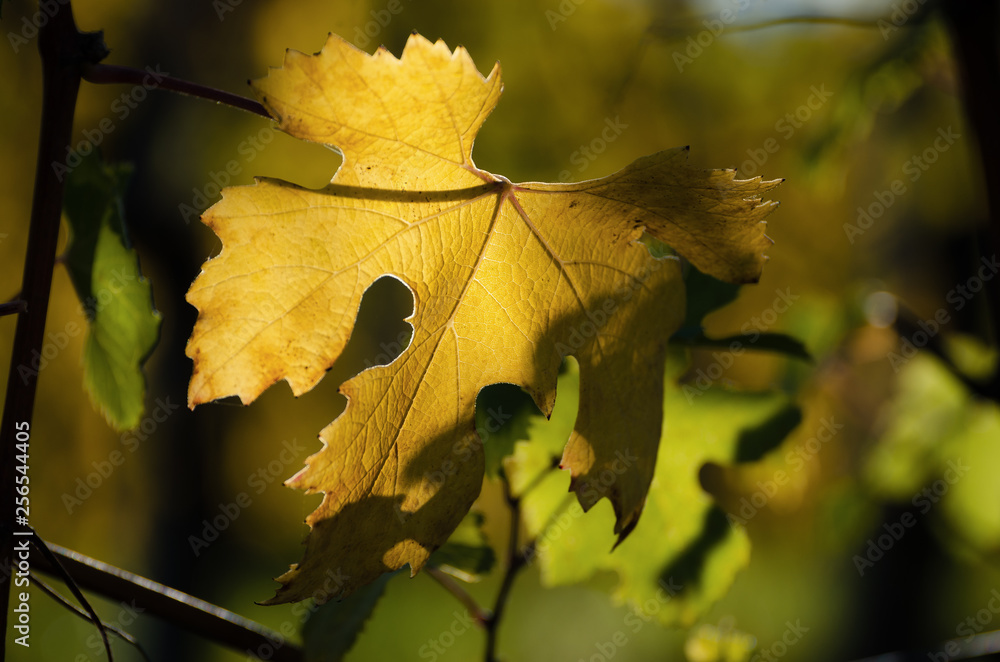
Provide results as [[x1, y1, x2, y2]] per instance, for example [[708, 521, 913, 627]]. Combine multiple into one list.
[[510, 455, 561, 501], [425, 567, 491, 625], [726, 15, 885, 33], [484, 474, 530, 662], [30, 531, 113, 659], [82, 63, 270, 119], [32, 542, 304, 662], [649, 13, 882, 39], [0, 299, 27, 316], [31, 573, 151, 662]]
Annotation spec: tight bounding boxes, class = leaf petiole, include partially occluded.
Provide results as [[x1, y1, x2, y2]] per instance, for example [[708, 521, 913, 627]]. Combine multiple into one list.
[[82, 63, 269, 118]]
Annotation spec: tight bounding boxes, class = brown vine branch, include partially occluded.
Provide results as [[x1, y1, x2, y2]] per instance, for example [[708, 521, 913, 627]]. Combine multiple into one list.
[[0, 2, 103, 654], [82, 63, 270, 119], [0, 2, 288, 657], [32, 542, 304, 662], [0, 299, 27, 317]]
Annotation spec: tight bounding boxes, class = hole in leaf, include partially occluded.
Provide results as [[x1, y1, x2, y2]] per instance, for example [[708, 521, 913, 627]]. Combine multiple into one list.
[[300, 275, 414, 415], [341, 275, 415, 373]]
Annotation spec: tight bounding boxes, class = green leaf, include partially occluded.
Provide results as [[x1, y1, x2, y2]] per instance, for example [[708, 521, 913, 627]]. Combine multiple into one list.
[[504, 350, 798, 626], [476, 384, 537, 478], [63, 150, 161, 431], [427, 511, 496, 581], [303, 571, 396, 662]]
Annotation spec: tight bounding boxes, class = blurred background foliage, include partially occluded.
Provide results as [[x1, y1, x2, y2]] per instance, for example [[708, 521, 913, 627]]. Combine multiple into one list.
[[1, 0, 998, 660]]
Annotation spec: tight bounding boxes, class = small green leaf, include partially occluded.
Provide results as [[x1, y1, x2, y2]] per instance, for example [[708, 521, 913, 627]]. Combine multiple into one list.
[[505, 350, 799, 626], [476, 384, 537, 478], [63, 150, 161, 431], [427, 511, 496, 581], [303, 571, 396, 662]]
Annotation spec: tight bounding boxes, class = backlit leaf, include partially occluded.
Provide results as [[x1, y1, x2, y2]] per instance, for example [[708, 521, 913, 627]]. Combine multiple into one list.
[[63, 150, 161, 431], [185, 33, 780, 602]]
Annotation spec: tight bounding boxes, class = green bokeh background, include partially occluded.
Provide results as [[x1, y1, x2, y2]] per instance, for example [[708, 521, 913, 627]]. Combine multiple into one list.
[[1, 0, 998, 660]]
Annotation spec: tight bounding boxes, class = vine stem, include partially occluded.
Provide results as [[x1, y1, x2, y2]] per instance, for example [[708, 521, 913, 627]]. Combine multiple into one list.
[[426, 464, 560, 658], [0, 1, 280, 657], [82, 63, 270, 119], [0, 2, 103, 654], [0, 300, 27, 317], [32, 542, 304, 661], [483, 475, 530, 662], [425, 567, 491, 625]]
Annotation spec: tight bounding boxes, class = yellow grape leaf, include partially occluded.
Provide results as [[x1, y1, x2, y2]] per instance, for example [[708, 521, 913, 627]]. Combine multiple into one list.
[[185, 33, 780, 603]]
